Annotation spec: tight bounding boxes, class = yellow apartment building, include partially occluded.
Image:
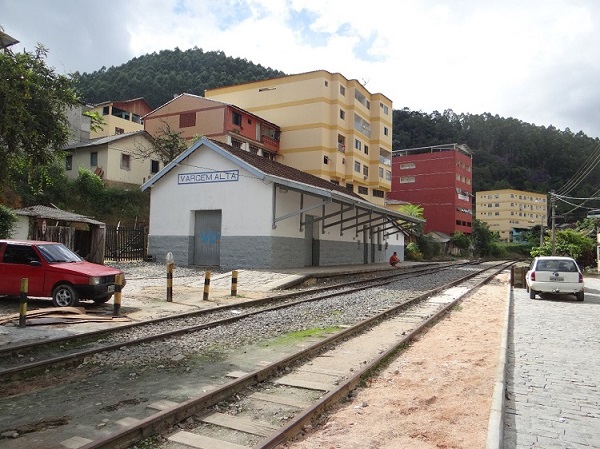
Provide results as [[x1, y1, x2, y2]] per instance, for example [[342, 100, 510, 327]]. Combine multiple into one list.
[[205, 70, 393, 206], [475, 189, 547, 242]]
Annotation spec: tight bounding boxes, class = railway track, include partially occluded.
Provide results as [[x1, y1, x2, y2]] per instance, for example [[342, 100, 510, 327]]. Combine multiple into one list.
[[0, 262, 465, 379], [0, 261, 511, 449]]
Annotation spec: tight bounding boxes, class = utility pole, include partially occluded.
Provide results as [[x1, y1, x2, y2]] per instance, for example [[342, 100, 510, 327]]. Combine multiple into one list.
[[550, 191, 556, 255]]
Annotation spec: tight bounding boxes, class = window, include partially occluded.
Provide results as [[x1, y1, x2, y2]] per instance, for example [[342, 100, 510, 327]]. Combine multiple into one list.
[[121, 153, 131, 170], [65, 155, 72, 171], [340, 109, 345, 120], [380, 103, 389, 115], [115, 127, 124, 135], [354, 113, 371, 137], [363, 166, 369, 177], [323, 155, 329, 165], [378, 167, 384, 178], [346, 183, 354, 192], [2, 244, 40, 264], [338, 134, 346, 152], [386, 170, 391, 181], [364, 145, 369, 155], [340, 85, 345, 96], [90, 152, 98, 167], [373, 189, 384, 198], [354, 139, 362, 151], [400, 163, 415, 170], [354, 161, 361, 173], [325, 80, 328, 87], [383, 127, 388, 136], [179, 112, 196, 128], [400, 176, 415, 183], [232, 111, 242, 126], [151, 160, 159, 174], [358, 186, 368, 194], [231, 138, 243, 149], [102, 106, 110, 116]]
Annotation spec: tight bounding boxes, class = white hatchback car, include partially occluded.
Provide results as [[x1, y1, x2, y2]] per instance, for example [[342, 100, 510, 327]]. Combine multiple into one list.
[[525, 256, 584, 301]]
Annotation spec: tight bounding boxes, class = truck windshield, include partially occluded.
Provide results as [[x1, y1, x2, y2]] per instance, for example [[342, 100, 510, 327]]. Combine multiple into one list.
[[37, 243, 83, 263]]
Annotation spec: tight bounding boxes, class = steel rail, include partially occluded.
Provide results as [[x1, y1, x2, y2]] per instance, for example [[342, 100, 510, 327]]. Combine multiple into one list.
[[0, 263, 465, 380], [78, 261, 513, 449]]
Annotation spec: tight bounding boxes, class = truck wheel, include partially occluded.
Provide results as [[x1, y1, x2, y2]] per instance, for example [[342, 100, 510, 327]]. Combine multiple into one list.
[[576, 291, 584, 301], [52, 284, 79, 307], [529, 289, 536, 299]]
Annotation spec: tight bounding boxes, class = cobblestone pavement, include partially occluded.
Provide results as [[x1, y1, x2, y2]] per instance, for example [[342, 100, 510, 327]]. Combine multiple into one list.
[[504, 277, 600, 449]]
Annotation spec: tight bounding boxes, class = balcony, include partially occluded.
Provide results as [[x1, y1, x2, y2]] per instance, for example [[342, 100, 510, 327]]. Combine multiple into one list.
[[260, 135, 280, 149], [379, 155, 391, 166]]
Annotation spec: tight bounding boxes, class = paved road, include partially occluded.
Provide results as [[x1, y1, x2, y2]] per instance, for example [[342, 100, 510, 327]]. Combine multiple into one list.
[[504, 276, 600, 448]]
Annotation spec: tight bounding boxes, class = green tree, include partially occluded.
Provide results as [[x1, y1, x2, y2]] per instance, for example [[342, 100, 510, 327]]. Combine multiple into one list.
[[82, 110, 106, 133], [531, 228, 594, 261], [0, 204, 16, 238], [146, 122, 188, 164], [471, 219, 497, 258], [0, 44, 79, 194], [397, 203, 424, 219], [451, 231, 471, 251]]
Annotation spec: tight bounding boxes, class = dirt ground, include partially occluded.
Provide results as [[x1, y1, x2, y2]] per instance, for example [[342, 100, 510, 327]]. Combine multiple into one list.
[[282, 273, 509, 449]]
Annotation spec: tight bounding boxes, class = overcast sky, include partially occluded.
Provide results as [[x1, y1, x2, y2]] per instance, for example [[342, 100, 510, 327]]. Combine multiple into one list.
[[3, 0, 600, 138]]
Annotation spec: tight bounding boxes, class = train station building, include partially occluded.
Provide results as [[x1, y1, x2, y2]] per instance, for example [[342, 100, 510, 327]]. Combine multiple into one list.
[[141, 137, 423, 270]]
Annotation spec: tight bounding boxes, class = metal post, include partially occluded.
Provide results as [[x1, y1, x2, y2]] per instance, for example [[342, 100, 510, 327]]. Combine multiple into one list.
[[113, 274, 123, 317], [19, 278, 28, 328], [231, 270, 238, 296], [166, 252, 174, 302], [203, 271, 211, 300], [550, 192, 556, 255]]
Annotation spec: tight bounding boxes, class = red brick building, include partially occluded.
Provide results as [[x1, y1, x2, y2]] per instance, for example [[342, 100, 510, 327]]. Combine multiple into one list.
[[388, 144, 473, 235]]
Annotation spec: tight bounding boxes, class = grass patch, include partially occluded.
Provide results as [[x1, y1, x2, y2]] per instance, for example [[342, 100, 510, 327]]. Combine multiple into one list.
[[258, 326, 341, 347]]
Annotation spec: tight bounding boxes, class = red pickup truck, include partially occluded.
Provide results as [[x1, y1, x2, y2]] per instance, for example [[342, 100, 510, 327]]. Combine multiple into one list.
[[0, 239, 125, 307]]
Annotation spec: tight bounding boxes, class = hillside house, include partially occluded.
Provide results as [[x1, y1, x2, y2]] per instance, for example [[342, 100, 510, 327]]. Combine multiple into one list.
[[143, 93, 280, 158], [64, 131, 161, 188]]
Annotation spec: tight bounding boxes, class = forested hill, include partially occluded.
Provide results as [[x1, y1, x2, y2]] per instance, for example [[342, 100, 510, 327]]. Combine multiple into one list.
[[74, 48, 600, 220], [393, 109, 600, 202], [74, 47, 285, 108]]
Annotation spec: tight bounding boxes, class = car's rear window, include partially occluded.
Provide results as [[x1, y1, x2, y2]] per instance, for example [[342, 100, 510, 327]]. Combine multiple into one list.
[[38, 244, 82, 263], [536, 259, 577, 272]]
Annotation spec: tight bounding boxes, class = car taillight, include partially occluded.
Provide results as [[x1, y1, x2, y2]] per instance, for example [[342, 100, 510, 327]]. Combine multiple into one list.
[[530, 271, 536, 281], [579, 273, 583, 283]]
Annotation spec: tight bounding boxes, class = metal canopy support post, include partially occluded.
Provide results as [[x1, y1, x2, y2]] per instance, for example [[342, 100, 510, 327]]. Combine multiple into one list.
[[272, 185, 277, 229]]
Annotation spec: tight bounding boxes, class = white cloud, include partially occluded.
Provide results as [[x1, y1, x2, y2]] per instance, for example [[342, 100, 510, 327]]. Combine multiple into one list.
[[2, 0, 600, 137]]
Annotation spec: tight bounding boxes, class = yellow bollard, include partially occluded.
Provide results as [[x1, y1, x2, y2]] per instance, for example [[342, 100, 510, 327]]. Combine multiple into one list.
[[166, 262, 174, 302], [19, 278, 28, 328], [231, 270, 238, 297], [203, 271, 211, 300], [113, 274, 123, 317]]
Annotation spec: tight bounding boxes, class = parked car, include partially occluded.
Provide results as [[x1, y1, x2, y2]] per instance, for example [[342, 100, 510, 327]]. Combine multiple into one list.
[[0, 239, 125, 307], [525, 256, 584, 301]]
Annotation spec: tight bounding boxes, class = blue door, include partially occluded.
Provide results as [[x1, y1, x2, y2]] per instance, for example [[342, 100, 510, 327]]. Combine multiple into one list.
[[193, 210, 221, 266]]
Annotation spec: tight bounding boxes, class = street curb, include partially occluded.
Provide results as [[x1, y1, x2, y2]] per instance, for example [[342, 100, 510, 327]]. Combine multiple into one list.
[[486, 284, 513, 448]]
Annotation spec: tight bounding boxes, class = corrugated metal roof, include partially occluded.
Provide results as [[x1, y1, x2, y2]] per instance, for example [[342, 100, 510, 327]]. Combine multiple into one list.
[[64, 130, 150, 150], [13, 205, 104, 225]]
